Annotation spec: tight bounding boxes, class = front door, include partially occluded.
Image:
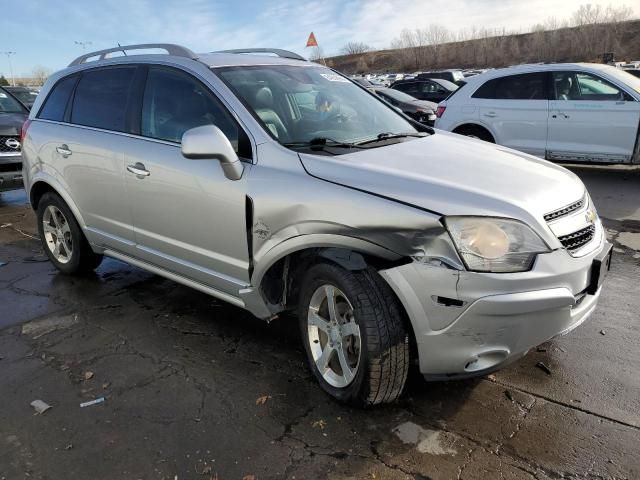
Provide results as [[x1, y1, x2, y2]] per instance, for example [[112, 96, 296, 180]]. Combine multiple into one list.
[[547, 71, 640, 163], [124, 66, 252, 294]]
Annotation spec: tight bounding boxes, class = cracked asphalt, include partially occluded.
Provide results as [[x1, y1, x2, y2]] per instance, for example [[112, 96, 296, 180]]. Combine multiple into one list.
[[1, 165, 639, 480]]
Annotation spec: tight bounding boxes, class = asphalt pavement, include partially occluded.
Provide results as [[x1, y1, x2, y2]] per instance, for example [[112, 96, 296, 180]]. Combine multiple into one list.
[[0, 165, 639, 480]]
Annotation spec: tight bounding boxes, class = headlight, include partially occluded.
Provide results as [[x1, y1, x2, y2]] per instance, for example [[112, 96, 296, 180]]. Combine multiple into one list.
[[444, 217, 550, 273]]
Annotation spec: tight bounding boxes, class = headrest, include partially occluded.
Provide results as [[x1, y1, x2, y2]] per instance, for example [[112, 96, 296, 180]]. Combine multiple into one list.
[[255, 87, 273, 108]]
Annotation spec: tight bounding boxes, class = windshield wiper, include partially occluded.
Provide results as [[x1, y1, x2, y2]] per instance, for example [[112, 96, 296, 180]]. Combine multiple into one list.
[[283, 137, 366, 151], [355, 131, 428, 146]]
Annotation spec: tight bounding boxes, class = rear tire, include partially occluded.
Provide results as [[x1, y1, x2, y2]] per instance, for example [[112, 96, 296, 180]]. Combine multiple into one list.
[[454, 125, 495, 143], [36, 192, 103, 274], [298, 262, 410, 406]]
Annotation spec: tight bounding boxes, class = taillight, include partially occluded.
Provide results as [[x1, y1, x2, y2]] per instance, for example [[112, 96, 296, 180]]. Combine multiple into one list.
[[435, 106, 447, 118], [20, 119, 32, 143]]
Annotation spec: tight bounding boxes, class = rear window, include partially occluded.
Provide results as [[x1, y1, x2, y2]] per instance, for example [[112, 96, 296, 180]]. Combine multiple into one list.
[[472, 73, 547, 100], [38, 75, 78, 121], [71, 67, 136, 132]]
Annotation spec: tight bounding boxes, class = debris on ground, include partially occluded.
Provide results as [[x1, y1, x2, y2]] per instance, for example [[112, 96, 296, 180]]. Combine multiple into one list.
[[83, 371, 94, 381], [600, 330, 606, 336], [486, 374, 496, 381], [255, 395, 272, 405], [80, 397, 105, 408], [242, 475, 256, 480], [65, 443, 73, 450], [536, 346, 547, 352], [312, 419, 327, 430], [30, 400, 52, 415], [504, 390, 515, 402], [21, 314, 80, 339], [536, 361, 552, 375], [0, 260, 7, 267]]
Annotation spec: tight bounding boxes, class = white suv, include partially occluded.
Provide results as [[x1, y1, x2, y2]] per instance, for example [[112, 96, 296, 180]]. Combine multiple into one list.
[[435, 63, 640, 164]]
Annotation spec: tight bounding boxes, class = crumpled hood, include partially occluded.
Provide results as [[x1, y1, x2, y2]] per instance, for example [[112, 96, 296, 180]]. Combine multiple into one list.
[[299, 131, 585, 241]]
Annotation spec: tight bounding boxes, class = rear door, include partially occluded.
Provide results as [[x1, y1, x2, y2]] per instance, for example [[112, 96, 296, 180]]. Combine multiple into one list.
[[472, 72, 549, 156], [37, 66, 138, 254], [123, 65, 252, 294], [547, 71, 640, 163]]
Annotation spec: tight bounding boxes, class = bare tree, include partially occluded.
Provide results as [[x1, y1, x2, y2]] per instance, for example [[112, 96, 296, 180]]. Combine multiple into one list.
[[32, 66, 52, 85], [341, 42, 371, 56]]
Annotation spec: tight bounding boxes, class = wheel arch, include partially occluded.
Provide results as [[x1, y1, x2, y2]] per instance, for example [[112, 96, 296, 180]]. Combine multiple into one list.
[[252, 234, 410, 309], [452, 122, 496, 142], [29, 177, 86, 229]]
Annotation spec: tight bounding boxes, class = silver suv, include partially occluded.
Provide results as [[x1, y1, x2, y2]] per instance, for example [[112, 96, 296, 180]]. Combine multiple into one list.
[[22, 44, 612, 406]]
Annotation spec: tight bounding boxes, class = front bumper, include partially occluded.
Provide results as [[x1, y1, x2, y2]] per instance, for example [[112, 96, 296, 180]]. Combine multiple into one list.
[[0, 155, 23, 192], [380, 238, 610, 378]]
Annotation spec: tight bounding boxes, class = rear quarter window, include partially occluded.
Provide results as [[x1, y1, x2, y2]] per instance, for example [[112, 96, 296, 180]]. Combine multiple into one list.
[[472, 73, 547, 100], [38, 75, 78, 121], [70, 67, 136, 132]]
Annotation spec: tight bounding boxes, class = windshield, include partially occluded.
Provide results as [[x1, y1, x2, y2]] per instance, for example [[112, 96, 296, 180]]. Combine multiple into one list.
[[0, 89, 27, 114], [434, 79, 459, 91], [11, 89, 37, 105], [216, 65, 417, 147], [605, 66, 640, 94]]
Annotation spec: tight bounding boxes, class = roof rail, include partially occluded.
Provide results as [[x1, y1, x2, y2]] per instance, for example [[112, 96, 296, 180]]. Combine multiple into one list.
[[68, 43, 197, 67], [216, 48, 306, 61]]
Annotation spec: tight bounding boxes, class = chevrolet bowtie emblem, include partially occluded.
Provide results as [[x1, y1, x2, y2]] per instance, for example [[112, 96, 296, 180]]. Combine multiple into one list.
[[585, 208, 597, 224]]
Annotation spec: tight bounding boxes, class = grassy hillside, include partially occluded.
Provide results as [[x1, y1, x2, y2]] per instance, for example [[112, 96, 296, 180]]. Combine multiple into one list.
[[326, 19, 640, 73]]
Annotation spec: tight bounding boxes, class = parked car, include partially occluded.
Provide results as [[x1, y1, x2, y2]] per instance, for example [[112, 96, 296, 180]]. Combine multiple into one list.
[[371, 87, 437, 125], [4, 86, 39, 109], [0, 87, 28, 192], [391, 77, 458, 103], [417, 69, 466, 86], [23, 44, 611, 406], [435, 63, 640, 164]]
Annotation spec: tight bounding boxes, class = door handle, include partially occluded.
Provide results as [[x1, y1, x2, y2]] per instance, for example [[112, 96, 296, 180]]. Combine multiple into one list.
[[56, 144, 72, 157], [483, 112, 497, 118], [558, 112, 570, 119], [127, 163, 150, 177]]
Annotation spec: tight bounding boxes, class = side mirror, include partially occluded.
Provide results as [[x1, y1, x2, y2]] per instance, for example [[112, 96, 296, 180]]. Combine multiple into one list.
[[181, 125, 244, 181]]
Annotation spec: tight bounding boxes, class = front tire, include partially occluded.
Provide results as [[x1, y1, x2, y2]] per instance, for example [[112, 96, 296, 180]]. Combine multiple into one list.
[[298, 262, 410, 406], [36, 192, 103, 274]]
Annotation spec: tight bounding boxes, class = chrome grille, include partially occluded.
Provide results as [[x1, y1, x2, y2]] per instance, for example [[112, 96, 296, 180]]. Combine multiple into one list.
[[0, 135, 21, 154], [558, 224, 596, 252], [543, 197, 584, 222]]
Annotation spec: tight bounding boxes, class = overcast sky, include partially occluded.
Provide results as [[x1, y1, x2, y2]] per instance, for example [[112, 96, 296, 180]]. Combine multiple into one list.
[[1, 0, 636, 76]]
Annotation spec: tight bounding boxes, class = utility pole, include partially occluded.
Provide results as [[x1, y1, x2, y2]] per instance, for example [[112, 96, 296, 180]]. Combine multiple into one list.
[[74, 41, 92, 52], [0, 51, 16, 86]]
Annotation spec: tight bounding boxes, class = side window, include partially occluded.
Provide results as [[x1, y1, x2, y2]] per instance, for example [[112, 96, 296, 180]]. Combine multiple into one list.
[[141, 67, 250, 157], [473, 73, 546, 100], [38, 75, 78, 121], [71, 67, 136, 132], [553, 71, 624, 101], [396, 82, 418, 95]]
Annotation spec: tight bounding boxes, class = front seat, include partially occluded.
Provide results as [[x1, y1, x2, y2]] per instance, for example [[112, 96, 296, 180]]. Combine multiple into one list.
[[254, 87, 289, 140]]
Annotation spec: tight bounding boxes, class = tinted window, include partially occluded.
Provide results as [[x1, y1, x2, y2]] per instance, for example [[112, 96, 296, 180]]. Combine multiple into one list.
[[473, 73, 547, 100], [38, 76, 77, 121], [552, 71, 625, 101], [71, 67, 136, 132], [141, 67, 248, 157], [395, 82, 419, 95]]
